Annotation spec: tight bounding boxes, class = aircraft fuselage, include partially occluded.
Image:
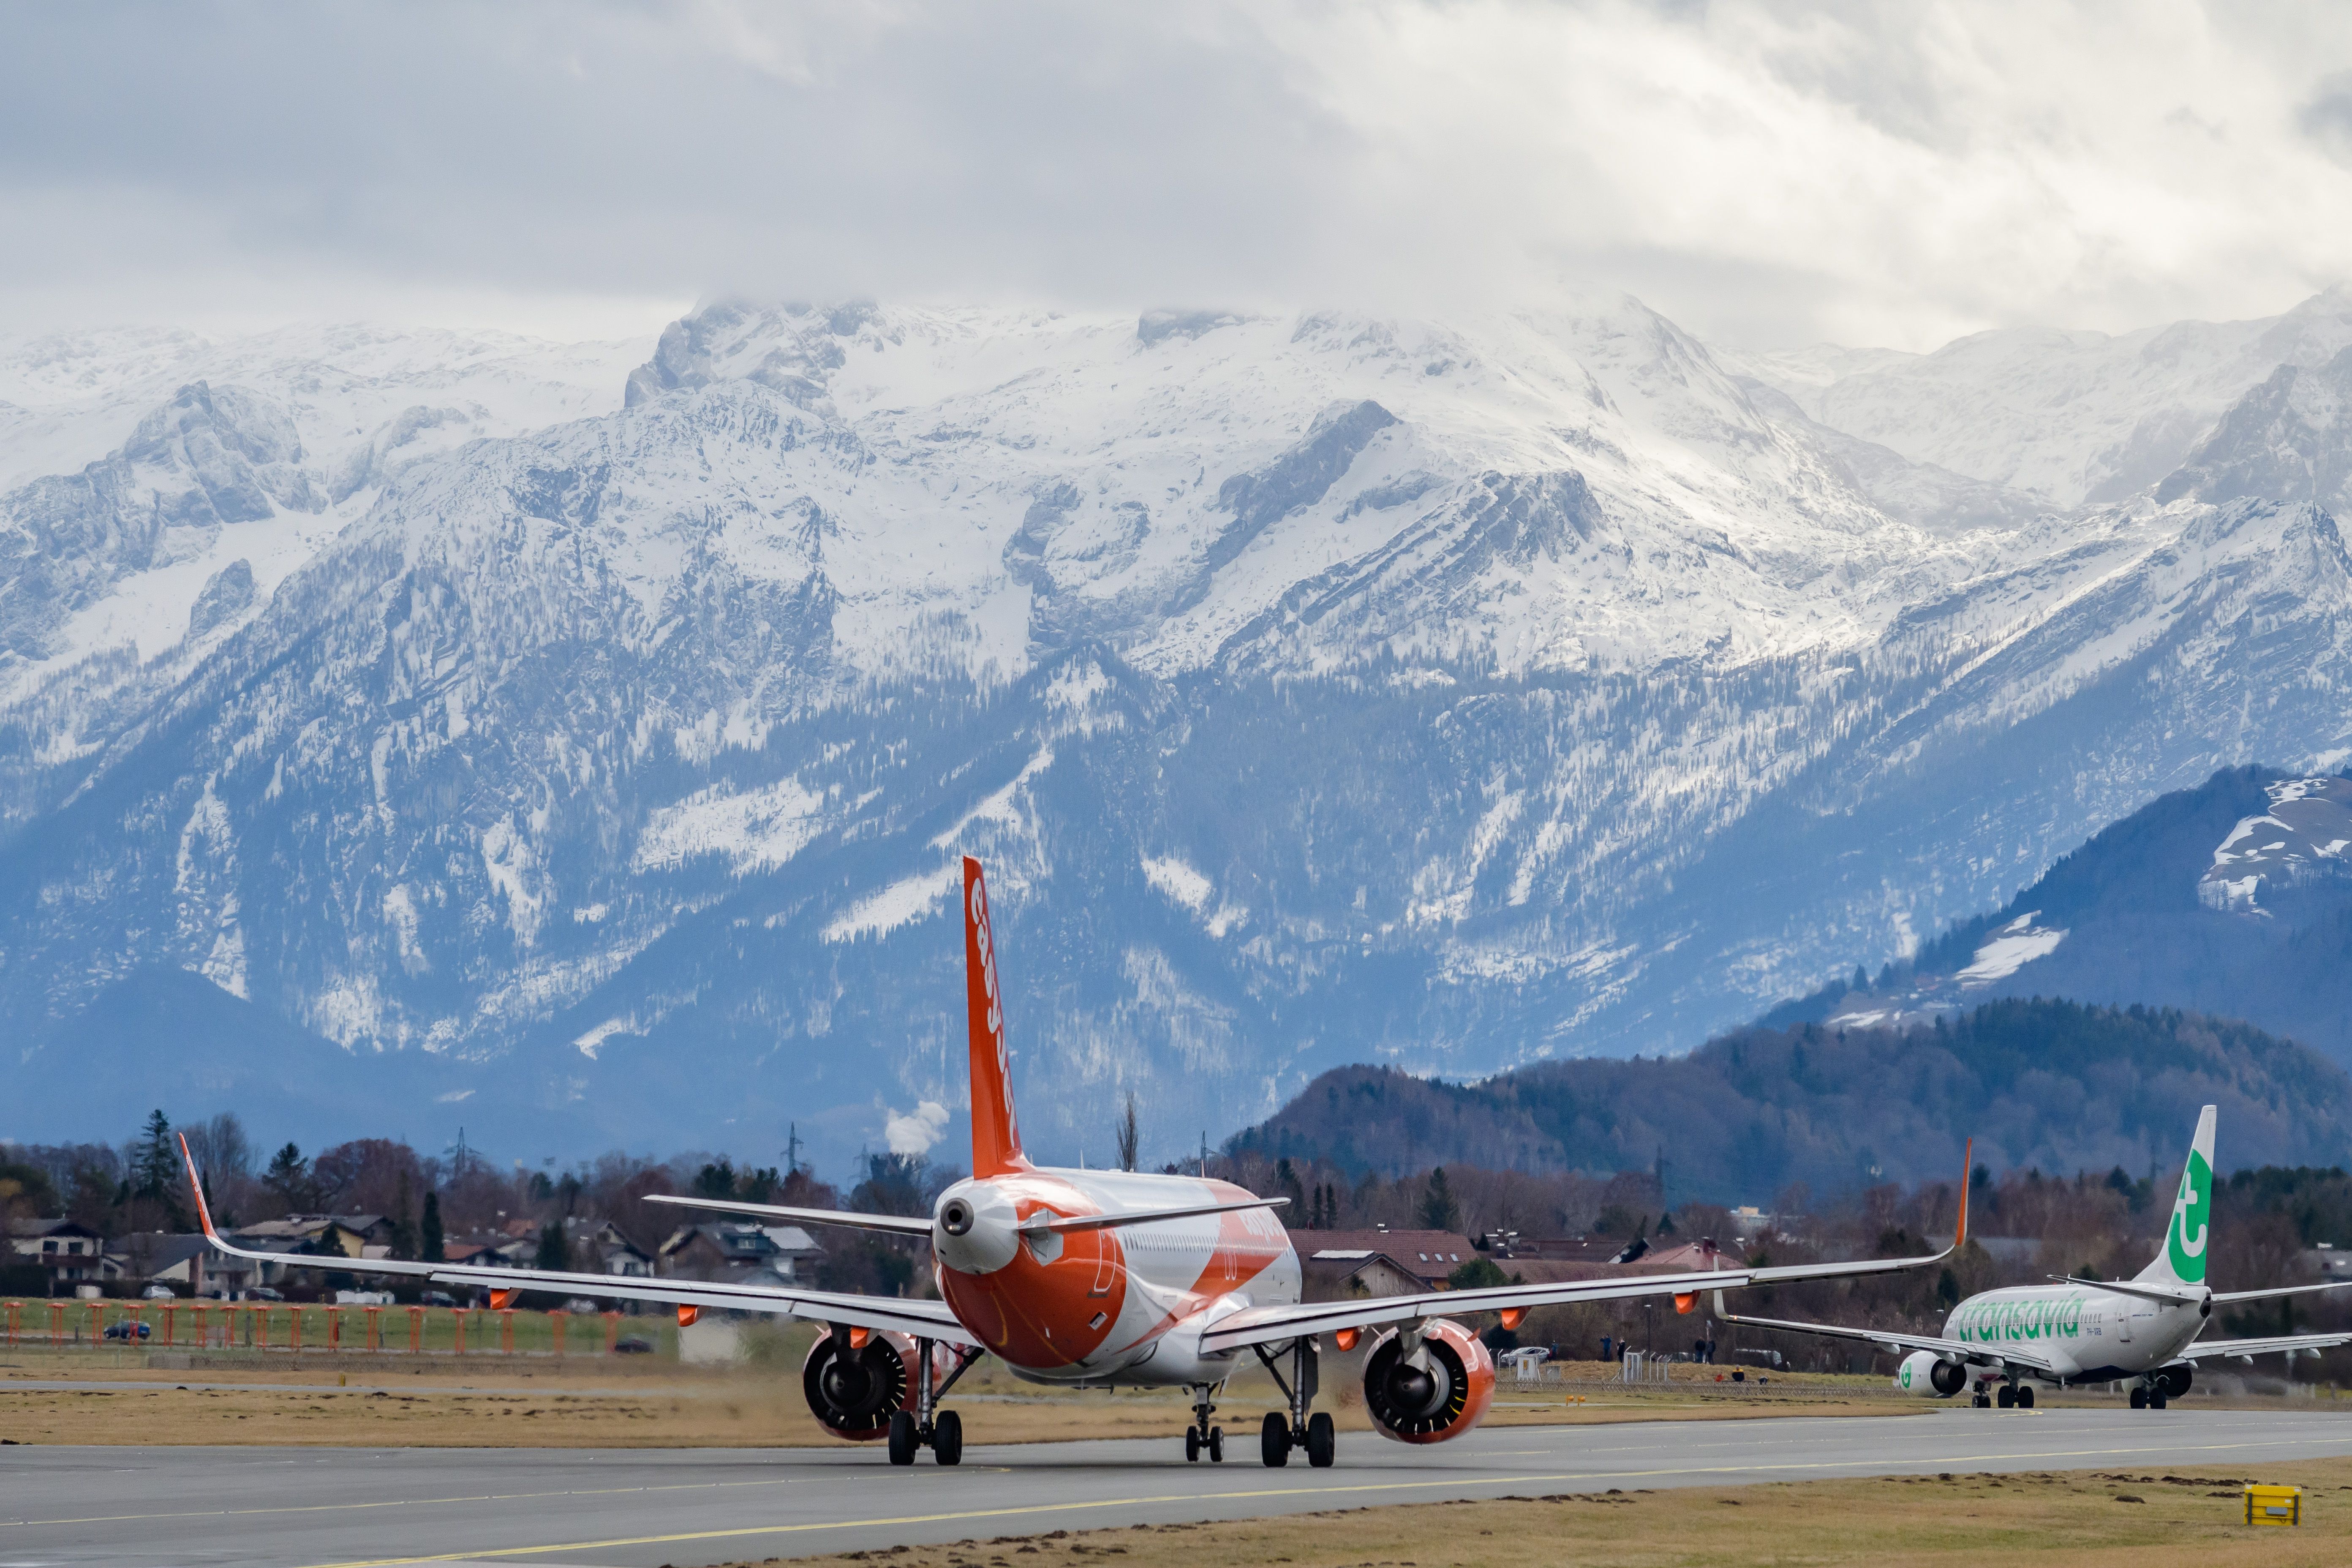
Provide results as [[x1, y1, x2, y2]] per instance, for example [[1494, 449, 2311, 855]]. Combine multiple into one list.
[[933, 1167, 1302, 1388], [1941, 1282, 2205, 1382]]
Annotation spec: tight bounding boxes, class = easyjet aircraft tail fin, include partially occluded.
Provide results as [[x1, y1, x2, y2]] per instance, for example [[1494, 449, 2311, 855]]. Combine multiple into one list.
[[2138, 1104, 2217, 1287], [1953, 1136, 1972, 1248], [962, 855, 1029, 1177]]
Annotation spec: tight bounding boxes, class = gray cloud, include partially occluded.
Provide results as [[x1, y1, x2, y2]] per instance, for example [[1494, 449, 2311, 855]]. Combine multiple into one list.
[[2300, 70, 2352, 168], [4, 1, 2351, 350]]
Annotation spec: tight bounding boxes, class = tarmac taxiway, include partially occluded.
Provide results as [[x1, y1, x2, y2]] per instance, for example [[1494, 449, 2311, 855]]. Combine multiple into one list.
[[7, 1407, 2352, 1568]]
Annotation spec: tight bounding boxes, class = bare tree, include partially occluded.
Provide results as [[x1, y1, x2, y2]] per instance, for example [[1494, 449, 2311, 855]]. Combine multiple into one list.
[[1116, 1093, 1140, 1173]]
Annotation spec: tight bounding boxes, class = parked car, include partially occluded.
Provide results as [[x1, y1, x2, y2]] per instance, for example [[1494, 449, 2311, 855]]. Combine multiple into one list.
[[102, 1320, 151, 1341], [140, 1284, 177, 1300], [613, 1335, 656, 1354], [421, 1290, 457, 1308], [561, 1298, 603, 1315], [240, 1287, 284, 1302]]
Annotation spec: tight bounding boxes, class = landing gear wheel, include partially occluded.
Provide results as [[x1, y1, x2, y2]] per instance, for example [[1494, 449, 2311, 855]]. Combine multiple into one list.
[[1185, 1426, 1201, 1463], [2129, 1386, 2148, 1410], [1995, 1385, 2015, 1409], [2149, 1390, 2167, 1410], [1973, 1393, 1990, 1408], [2015, 1385, 2035, 1410], [1306, 1411, 1336, 1468], [1208, 1426, 1225, 1464], [933, 1409, 963, 1466], [1261, 1411, 1291, 1468], [887, 1410, 919, 1466]]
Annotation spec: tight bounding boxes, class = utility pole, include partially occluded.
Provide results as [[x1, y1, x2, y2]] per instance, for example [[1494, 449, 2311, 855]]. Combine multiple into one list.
[[1199, 1130, 1207, 1178], [786, 1123, 803, 1177]]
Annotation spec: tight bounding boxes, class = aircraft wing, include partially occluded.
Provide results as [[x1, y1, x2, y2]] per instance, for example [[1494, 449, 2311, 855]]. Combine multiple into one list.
[[180, 1138, 979, 1347], [1710, 1306, 2061, 1373], [2172, 1331, 2352, 1364], [1201, 1139, 1977, 1357], [1196, 1245, 1969, 1356]]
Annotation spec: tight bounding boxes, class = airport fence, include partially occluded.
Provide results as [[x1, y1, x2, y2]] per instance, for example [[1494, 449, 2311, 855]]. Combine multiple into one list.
[[0, 1297, 678, 1358]]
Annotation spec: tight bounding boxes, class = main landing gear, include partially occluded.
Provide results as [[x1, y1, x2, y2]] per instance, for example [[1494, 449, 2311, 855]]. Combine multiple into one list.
[[888, 1337, 980, 1466], [1251, 1338, 1337, 1469], [1185, 1387, 1225, 1463], [2129, 1385, 2167, 1410], [1974, 1378, 2033, 1409]]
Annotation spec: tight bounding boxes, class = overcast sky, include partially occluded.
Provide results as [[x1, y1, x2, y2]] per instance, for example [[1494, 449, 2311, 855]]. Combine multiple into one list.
[[5, 0, 2351, 351]]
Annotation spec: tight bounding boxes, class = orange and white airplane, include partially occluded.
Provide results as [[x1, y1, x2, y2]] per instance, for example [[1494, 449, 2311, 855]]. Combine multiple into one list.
[[184, 855, 1966, 1469]]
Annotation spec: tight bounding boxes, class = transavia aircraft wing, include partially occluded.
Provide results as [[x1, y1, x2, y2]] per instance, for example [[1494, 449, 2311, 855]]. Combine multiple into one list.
[[2173, 1331, 2352, 1364], [1199, 1142, 1974, 1357], [1707, 1306, 2061, 1374], [179, 1136, 980, 1348]]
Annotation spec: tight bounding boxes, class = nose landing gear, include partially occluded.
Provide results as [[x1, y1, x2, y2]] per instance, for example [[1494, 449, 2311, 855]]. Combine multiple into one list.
[[1185, 1387, 1225, 1462]]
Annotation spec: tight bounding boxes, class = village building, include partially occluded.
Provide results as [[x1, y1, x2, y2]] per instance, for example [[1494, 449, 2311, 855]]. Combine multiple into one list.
[[8, 1218, 111, 1289]]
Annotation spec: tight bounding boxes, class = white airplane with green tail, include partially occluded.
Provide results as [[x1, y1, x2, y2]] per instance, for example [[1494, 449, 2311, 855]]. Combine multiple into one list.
[[1720, 1106, 2352, 1408]]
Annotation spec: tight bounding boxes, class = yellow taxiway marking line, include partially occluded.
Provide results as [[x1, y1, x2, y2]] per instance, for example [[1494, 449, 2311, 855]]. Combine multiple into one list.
[[1, 1470, 1007, 1531], [299, 1437, 2352, 1568]]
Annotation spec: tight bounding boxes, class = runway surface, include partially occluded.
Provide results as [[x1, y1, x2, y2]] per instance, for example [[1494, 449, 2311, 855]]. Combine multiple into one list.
[[8, 1408, 2352, 1568]]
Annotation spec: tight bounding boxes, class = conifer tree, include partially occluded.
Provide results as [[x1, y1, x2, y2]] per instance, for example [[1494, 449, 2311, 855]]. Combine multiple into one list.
[[1418, 1167, 1461, 1231], [421, 1190, 445, 1263]]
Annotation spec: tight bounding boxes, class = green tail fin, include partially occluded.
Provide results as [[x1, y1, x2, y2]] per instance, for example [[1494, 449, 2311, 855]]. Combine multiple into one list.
[[2137, 1104, 2216, 1287]]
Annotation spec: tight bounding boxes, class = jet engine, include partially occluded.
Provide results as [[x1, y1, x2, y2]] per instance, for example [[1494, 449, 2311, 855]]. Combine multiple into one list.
[[801, 1330, 918, 1440], [1361, 1320, 1495, 1443], [2152, 1365, 2192, 1400], [1893, 1350, 1966, 1397]]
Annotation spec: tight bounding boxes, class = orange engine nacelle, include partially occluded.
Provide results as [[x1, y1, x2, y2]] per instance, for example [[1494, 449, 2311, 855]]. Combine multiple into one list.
[[800, 1330, 920, 1441], [1361, 1319, 1495, 1444]]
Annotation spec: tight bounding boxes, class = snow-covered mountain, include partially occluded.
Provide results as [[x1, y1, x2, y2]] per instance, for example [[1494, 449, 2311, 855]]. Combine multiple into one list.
[[4, 292, 2349, 1173], [1732, 285, 2352, 507]]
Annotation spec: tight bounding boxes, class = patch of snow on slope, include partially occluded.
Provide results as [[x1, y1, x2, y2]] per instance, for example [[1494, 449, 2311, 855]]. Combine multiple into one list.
[[635, 777, 828, 873], [573, 1016, 639, 1060], [1141, 854, 1213, 912], [824, 865, 959, 944], [1956, 912, 2068, 984], [2198, 776, 2352, 912], [929, 749, 1055, 849]]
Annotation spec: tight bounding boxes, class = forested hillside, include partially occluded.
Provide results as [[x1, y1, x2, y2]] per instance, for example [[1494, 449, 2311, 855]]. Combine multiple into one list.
[[1764, 766, 2352, 1068], [1227, 999, 2352, 1200]]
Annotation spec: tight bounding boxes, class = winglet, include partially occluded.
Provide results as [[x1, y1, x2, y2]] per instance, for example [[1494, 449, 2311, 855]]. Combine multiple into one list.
[[1954, 1137, 1972, 1249], [962, 855, 1030, 1177], [179, 1133, 223, 1243]]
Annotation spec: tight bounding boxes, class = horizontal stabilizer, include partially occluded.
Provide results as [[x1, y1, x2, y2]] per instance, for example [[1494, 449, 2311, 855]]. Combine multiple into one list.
[[2044, 1274, 2204, 1307], [2209, 1278, 2352, 1304], [1023, 1195, 1288, 1234], [640, 1195, 932, 1234]]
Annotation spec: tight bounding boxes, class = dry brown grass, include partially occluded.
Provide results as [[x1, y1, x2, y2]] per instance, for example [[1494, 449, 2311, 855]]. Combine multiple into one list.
[[716, 1459, 2352, 1568], [0, 1346, 1938, 1448]]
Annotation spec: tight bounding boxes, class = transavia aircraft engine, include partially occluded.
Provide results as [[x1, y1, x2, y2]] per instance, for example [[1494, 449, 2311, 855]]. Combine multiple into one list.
[[1893, 1350, 1967, 1397], [178, 854, 1977, 1468]]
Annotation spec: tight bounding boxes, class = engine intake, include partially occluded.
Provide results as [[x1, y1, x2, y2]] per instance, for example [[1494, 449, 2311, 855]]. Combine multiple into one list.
[[1894, 1350, 1966, 1397], [1361, 1320, 1494, 1443], [801, 1330, 917, 1440], [2152, 1365, 2192, 1400]]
